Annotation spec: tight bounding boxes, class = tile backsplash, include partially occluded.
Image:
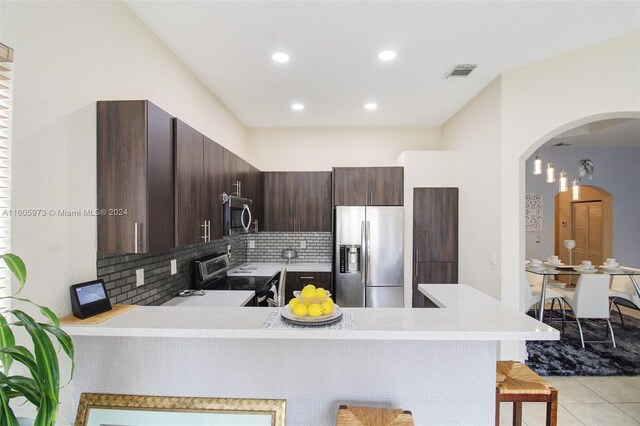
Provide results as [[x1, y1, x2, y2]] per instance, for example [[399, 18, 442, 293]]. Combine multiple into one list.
[[246, 232, 332, 263], [97, 236, 246, 306]]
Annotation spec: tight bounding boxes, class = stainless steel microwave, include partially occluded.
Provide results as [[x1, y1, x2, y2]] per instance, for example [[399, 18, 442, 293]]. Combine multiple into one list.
[[222, 192, 252, 236]]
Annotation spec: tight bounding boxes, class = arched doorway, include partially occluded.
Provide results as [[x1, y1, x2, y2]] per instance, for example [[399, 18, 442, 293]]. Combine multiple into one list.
[[555, 185, 613, 271]]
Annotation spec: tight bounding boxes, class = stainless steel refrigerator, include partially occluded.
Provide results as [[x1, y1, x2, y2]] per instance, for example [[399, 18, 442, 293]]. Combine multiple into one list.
[[334, 206, 404, 307]]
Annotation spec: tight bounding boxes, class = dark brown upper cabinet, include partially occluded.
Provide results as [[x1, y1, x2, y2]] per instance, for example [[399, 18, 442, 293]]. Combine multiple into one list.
[[204, 137, 224, 241], [97, 100, 174, 254], [263, 172, 332, 232], [174, 119, 207, 247], [333, 167, 403, 206]]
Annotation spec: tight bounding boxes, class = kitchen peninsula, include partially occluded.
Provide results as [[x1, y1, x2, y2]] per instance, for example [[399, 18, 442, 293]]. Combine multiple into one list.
[[65, 284, 558, 425]]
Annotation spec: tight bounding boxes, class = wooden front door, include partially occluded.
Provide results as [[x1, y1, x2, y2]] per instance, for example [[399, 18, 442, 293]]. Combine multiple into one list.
[[572, 201, 604, 266]]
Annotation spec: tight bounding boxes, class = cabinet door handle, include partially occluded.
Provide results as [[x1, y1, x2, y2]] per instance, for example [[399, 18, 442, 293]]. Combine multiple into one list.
[[299, 276, 314, 280], [134, 222, 139, 254], [201, 221, 208, 241]]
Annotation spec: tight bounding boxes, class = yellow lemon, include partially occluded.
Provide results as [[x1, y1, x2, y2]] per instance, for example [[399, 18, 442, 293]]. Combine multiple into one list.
[[301, 287, 317, 299], [288, 298, 300, 309], [314, 288, 327, 297], [303, 284, 316, 292], [293, 303, 308, 317], [323, 297, 334, 306], [308, 304, 323, 317], [321, 300, 334, 315]]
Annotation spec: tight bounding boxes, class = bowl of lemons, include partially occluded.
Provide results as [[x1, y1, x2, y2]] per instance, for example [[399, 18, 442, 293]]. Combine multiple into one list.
[[281, 284, 342, 325]]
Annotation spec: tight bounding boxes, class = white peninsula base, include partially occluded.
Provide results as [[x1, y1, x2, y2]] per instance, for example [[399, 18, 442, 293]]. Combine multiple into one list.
[[66, 285, 558, 425]]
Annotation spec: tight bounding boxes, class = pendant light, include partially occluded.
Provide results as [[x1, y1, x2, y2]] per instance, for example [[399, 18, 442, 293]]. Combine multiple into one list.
[[571, 179, 580, 200], [533, 153, 543, 175], [559, 170, 568, 192], [546, 162, 556, 183]]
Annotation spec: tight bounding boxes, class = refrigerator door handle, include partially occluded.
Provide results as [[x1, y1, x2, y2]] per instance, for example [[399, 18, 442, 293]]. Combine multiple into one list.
[[366, 220, 371, 285], [360, 220, 366, 285]]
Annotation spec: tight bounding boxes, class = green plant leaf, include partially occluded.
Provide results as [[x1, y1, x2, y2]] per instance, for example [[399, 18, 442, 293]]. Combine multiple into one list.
[[0, 347, 37, 380], [0, 374, 41, 407], [10, 311, 59, 404], [40, 324, 74, 380], [0, 254, 26, 292], [0, 315, 15, 373], [8, 298, 60, 328], [0, 383, 19, 426], [34, 394, 56, 426]]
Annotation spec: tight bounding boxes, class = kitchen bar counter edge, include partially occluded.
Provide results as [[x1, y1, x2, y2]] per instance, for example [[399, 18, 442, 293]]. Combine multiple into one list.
[[63, 284, 559, 341]]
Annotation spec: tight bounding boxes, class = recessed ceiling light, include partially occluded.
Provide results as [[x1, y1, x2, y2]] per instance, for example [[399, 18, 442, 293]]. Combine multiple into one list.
[[377, 50, 396, 61], [272, 52, 290, 63], [291, 103, 304, 111], [364, 103, 378, 110]]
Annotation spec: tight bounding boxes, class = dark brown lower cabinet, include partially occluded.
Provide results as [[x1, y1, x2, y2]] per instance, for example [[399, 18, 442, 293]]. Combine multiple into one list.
[[412, 262, 458, 308], [284, 272, 332, 301]]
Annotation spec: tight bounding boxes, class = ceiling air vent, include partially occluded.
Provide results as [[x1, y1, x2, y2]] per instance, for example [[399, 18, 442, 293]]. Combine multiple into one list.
[[444, 64, 477, 79]]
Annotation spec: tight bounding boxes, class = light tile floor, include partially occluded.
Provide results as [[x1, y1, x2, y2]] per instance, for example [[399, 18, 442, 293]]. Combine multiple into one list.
[[501, 306, 640, 425]]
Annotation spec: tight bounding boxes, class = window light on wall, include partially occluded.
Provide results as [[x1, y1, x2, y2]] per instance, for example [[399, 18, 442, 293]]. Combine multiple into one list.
[[0, 43, 13, 313]]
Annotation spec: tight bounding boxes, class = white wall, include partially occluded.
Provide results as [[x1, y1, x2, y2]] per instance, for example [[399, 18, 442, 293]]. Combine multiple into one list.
[[441, 78, 503, 300], [1, 0, 247, 315], [247, 127, 441, 171], [1, 3, 248, 422], [501, 32, 640, 319], [525, 146, 640, 266], [397, 151, 458, 307]]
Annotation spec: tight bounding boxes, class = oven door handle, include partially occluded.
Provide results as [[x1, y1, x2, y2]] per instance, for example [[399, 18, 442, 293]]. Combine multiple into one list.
[[241, 204, 252, 232]]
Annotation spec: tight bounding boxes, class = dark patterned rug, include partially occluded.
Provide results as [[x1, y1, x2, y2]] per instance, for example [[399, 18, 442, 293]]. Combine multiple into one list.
[[526, 311, 640, 376]]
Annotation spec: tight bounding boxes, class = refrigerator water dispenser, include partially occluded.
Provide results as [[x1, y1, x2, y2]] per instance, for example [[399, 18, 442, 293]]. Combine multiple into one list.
[[339, 245, 360, 273]]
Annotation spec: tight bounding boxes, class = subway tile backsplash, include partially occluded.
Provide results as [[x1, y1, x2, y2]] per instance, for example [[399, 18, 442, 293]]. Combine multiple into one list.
[[97, 236, 247, 306], [246, 232, 332, 263], [97, 232, 331, 306]]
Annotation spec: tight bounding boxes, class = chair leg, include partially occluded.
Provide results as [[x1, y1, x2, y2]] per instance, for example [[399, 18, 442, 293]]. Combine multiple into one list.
[[513, 401, 523, 426], [560, 299, 566, 335], [576, 318, 585, 348], [547, 388, 558, 426], [495, 395, 500, 426], [614, 301, 625, 327], [607, 319, 616, 348], [548, 298, 555, 321]]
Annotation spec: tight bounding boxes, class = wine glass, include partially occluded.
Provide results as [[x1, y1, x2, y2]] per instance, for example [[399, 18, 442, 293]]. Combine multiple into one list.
[[564, 239, 576, 265]]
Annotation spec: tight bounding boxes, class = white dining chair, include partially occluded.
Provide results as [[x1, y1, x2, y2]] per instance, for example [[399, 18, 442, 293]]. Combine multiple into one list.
[[524, 272, 566, 322], [609, 268, 640, 326], [558, 274, 615, 348]]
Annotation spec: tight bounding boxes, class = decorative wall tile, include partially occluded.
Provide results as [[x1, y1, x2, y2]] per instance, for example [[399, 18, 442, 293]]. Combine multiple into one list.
[[246, 232, 332, 263]]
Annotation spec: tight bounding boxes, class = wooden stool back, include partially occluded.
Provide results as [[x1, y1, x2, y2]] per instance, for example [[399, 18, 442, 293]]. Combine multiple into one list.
[[336, 405, 414, 426]]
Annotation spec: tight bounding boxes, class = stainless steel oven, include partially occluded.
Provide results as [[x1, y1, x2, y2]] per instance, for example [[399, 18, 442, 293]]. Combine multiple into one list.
[[222, 192, 252, 236]]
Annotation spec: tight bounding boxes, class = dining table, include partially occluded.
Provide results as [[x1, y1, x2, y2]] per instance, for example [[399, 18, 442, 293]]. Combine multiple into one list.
[[525, 265, 640, 322]]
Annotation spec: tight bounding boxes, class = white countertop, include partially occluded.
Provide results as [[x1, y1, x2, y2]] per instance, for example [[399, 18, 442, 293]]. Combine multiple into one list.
[[63, 284, 559, 342], [161, 290, 254, 308], [227, 261, 331, 277]]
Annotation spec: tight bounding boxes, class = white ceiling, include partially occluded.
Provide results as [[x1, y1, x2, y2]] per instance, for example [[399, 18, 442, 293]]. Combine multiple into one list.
[[126, 1, 639, 128], [548, 119, 640, 148]]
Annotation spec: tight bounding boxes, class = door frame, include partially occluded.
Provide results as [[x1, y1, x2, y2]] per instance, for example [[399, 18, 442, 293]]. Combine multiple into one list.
[[554, 185, 613, 264]]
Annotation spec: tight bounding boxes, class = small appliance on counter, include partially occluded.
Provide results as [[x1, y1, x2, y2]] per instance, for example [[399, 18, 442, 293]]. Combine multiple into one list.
[[280, 247, 298, 264], [192, 253, 280, 306], [70, 279, 112, 319]]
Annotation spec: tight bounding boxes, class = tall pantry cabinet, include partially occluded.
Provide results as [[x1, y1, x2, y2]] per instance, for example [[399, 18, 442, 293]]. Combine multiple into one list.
[[412, 188, 459, 307]]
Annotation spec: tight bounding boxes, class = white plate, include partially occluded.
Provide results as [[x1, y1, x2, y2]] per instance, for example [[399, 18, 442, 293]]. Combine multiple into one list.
[[280, 305, 343, 326], [544, 261, 565, 267], [599, 265, 622, 272], [527, 265, 545, 270], [573, 267, 597, 273]]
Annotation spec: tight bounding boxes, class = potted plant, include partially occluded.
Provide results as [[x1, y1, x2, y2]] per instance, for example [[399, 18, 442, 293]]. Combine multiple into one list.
[[0, 253, 74, 426]]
